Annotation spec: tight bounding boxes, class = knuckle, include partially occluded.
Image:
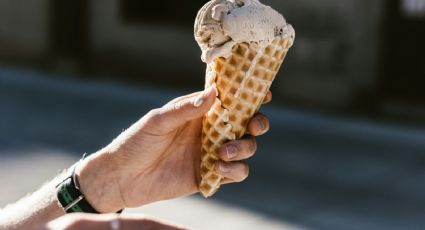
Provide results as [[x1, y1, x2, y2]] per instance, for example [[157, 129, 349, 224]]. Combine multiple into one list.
[[148, 108, 161, 118], [147, 108, 164, 124], [172, 101, 184, 111]]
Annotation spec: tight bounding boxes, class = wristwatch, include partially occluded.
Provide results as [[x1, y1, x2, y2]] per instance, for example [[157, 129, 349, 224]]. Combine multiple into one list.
[[56, 154, 99, 213]]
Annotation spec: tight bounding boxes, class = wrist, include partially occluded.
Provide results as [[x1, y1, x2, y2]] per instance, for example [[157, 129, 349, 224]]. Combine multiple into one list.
[[75, 152, 125, 213]]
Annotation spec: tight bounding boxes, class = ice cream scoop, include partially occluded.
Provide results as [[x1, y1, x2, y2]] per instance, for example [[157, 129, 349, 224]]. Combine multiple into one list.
[[195, 0, 295, 63]]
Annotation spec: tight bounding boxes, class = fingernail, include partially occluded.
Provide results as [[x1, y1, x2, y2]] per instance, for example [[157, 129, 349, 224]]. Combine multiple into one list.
[[195, 87, 217, 107], [226, 145, 238, 159], [256, 117, 265, 130], [219, 162, 232, 173], [194, 96, 204, 107]]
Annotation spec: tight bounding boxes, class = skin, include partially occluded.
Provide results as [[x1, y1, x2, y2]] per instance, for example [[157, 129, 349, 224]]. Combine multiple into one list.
[[77, 87, 272, 212], [42, 214, 187, 230], [0, 88, 272, 230]]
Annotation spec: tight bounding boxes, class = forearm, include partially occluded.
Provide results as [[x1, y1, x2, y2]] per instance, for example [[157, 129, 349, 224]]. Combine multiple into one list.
[[0, 173, 67, 230], [0, 151, 125, 230]]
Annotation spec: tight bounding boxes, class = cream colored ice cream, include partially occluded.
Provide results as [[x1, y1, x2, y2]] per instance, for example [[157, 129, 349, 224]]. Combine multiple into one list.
[[195, 0, 295, 197], [195, 0, 295, 63]]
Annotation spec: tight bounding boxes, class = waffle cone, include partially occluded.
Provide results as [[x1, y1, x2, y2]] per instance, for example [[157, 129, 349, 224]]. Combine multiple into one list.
[[199, 37, 293, 197]]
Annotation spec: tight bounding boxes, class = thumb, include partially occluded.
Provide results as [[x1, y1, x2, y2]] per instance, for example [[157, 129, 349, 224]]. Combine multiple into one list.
[[149, 87, 217, 133]]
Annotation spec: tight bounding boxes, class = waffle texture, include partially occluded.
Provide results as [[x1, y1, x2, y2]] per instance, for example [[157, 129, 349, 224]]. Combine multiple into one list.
[[199, 37, 293, 197]]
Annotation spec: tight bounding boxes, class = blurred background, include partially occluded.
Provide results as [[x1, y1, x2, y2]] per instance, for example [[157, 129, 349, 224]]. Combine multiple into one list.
[[0, 0, 425, 229]]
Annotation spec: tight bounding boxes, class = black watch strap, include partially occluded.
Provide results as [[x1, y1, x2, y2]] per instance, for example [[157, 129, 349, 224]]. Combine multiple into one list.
[[56, 154, 99, 213], [56, 154, 124, 214], [56, 175, 99, 213]]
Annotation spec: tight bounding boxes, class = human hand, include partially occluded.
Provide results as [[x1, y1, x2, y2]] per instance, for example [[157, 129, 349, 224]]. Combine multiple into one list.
[[41, 213, 186, 230], [76, 87, 272, 212]]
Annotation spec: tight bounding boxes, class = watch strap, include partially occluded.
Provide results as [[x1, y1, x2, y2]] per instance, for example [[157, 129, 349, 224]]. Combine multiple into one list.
[[56, 175, 99, 213], [56, 154, 124, 214]]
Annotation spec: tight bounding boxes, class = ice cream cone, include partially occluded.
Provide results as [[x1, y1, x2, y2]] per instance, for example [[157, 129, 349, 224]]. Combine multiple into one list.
[[194, 0, 295, 197], [199, 37, 293, 197]]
